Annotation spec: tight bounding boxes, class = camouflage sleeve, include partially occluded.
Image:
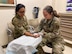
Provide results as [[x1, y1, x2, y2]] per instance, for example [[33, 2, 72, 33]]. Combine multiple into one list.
[[44, 18, 60, 39], [35, 19, 44, 32], [53, 18, 60, 34], [24, 16, 30, 31], [12, 18, 28, 35]]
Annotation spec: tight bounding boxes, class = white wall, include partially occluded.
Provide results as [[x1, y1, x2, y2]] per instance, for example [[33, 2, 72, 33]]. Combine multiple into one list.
[[53, 0, 67, 13], [0, 7, 15, 46], [17, 0, 53, 20], [0, 0, 52, 46]]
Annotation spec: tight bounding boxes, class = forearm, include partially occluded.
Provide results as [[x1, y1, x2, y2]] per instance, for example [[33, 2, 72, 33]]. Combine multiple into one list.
[[24, 31, 40, 38], [24, 31, 34, 37]]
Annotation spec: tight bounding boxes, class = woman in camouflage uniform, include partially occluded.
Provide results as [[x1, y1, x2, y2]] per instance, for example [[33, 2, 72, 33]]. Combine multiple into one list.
[[35, 6, 65, 54], [12, 4, 39, 39]]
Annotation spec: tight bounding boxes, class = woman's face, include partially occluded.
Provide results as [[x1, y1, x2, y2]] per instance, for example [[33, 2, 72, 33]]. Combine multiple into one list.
[[17, 7, 25, 17], [43, 10, 52, 20]]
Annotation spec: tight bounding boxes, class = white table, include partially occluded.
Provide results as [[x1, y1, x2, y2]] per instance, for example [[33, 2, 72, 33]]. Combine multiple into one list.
[[6, 35, 42, 54]]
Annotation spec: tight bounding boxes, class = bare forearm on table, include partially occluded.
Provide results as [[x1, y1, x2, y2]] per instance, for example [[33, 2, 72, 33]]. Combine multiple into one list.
[[24, 32, 34, 37]]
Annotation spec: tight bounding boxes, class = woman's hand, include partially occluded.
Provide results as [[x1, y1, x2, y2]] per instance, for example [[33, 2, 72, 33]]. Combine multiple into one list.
[[33, 33, 40, 38]]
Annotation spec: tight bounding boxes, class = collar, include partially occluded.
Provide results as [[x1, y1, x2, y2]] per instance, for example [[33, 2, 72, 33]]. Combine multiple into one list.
[[15, 14, 23, 19], [44, 16, 54, 24]]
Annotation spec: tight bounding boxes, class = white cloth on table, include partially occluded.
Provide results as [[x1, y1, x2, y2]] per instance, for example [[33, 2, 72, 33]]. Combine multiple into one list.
[[6, 35, 42, 54]]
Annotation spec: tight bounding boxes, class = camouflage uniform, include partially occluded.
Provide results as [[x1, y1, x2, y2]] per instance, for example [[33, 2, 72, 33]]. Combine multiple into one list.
[[35, 17, 65, 54], [12, 15, 29, 39]]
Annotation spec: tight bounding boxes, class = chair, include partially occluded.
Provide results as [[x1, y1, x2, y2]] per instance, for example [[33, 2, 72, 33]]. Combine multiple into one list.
[[28, 18, 39, 28], [7, 22, 14, 43]]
